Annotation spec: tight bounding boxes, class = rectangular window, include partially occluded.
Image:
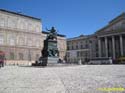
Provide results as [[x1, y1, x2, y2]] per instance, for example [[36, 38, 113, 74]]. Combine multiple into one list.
[[67, 46, 70, 50], [0, 35, 4, 45], [81, 45, 83, 49], [77, 51, 79, 57], [85, 44, 88, 48], [72, 46, 74, 50], [76, 45, 78, 49], [19, 53, 24, 60], [10, 52, 14, 60], [10, 39, 15, 45]]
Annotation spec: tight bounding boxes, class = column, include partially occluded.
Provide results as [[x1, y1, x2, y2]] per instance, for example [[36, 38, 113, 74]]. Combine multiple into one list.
[[89, 40, 92, 59], [98, 38, 101, 57], [112, 36, 115, 59], [105, 37, 108, 57], [120, 35, 123, 56]]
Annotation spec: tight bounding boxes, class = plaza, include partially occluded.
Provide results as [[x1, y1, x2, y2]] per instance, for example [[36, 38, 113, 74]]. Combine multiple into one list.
[[0, 1, 125, 93], [0, 65, 125, 93]]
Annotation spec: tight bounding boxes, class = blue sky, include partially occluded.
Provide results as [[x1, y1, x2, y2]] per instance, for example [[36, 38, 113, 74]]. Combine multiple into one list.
[[0, 0, 125, 38]]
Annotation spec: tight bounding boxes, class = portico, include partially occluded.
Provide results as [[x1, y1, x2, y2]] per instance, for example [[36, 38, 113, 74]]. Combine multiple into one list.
[[98, 34, 125, 59]]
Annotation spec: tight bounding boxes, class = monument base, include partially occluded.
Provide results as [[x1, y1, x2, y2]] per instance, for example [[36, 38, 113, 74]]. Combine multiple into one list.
[[42, 57, 59, 65], [32, 57, 59, 66]]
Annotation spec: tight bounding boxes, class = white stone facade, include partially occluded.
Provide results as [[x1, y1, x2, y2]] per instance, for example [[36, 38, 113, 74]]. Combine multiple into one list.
[[66, 35, 90, 64]]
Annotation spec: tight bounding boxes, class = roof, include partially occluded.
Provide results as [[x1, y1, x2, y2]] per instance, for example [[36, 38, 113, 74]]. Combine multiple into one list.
[[42, 31, 66, 37], [0, 9, 41, 20], [96, 12, 125, 34], [109, 12, 125, 24], [67, 34, 90, 41]]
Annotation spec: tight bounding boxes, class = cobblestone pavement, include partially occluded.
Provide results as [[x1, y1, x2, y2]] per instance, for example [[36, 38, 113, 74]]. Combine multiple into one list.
[[0, 65, 125, 93]]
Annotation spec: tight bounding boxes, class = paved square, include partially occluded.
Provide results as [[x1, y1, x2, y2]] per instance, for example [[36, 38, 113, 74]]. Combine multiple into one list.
[[0, 65, 125, 93]]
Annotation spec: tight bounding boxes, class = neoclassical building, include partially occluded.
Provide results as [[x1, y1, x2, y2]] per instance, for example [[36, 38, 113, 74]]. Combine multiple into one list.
[[0, 9, 66, 65], [95, 13, 125, 60], [66, 12, 125, 64], [66, 35, 90, 63]]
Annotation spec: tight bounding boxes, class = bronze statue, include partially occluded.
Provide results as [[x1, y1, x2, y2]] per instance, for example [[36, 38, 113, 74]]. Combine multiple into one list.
[[32, 27, 59, 66], [46, 27, 57, 40]]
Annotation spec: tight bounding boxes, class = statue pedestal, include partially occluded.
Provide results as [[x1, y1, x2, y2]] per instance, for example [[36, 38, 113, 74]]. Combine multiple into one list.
[[32, 27, 59, 67], [42, 57, 59, 66], [32, 57, 59, 66]]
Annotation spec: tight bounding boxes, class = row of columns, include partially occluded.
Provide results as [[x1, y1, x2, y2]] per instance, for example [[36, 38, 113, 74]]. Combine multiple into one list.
[[98, 35, 124, 59]]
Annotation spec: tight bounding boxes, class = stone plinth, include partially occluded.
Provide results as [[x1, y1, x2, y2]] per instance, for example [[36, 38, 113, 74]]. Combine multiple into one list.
[[43, 57, 59, 64]]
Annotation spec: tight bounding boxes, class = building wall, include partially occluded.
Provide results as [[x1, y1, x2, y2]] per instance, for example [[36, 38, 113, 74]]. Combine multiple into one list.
[[89, 35, 98, 58], [66, 35, 90, 64], [0, 10, 42, 63]]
